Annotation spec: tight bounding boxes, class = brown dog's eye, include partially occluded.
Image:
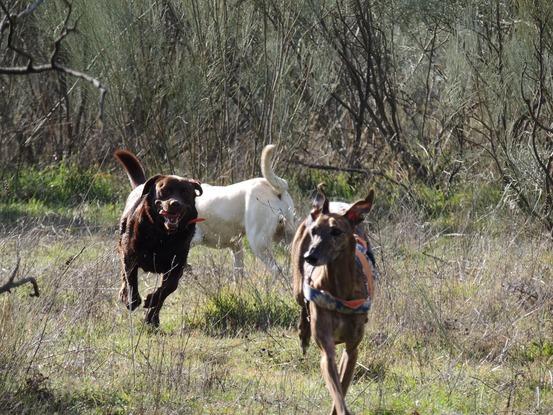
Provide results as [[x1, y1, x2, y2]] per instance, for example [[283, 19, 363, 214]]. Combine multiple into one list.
[[330, 227, 342, 237]]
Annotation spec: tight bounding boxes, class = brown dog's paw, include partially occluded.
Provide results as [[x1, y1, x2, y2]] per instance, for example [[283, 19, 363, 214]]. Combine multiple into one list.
[[127, 295, 142, 311], [143, 293, 154, 308], [119, 286, 142, 311], [144, 309, 160, 327]]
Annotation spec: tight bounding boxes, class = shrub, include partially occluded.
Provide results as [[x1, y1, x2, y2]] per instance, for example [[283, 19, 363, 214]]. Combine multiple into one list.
[[190, 288, 298, 336], [1, 163, 123, 206], [291, 170, 360, 201]]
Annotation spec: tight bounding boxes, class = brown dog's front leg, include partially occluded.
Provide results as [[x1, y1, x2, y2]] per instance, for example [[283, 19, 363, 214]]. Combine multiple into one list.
[[143, 268, 183, 326], [331, 346, 359, 415], [120, 263, 141, 311], [319, 344, 349, 415]]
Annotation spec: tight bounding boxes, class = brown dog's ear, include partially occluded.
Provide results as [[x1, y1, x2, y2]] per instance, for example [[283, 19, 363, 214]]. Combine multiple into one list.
[[189, 180, 203, 197], [310, 183, 329, 221], [343, 189, 375, 225], [141, 175, 162, 198]]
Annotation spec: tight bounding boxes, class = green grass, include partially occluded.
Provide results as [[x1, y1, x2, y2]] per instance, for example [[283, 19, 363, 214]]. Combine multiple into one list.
[[0, 164, 124, 229], [188, 287, 298, 335], [1, 163, 123, 206], [0, 200, 120, 228], [0, 173, 551, 414]]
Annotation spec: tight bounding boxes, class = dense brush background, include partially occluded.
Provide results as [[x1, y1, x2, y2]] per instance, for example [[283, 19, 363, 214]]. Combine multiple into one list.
[[0, 0, 552, 414]]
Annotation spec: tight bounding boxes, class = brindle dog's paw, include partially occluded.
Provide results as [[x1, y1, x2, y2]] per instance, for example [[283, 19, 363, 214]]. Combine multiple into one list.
[[119, 286, 128, 304]]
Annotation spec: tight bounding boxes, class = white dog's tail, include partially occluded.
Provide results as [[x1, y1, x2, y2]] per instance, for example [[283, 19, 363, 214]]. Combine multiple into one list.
[[261, 144, 288, 195]]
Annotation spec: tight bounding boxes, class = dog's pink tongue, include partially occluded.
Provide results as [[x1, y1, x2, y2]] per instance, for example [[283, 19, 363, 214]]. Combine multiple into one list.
[[161, 211, 180, 231]]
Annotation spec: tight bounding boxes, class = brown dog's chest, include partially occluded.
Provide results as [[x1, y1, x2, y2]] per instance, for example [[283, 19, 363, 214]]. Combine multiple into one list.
[[310, 305, 367, 345], [135, 239, 188, 273], [119, 215, 195, 274]]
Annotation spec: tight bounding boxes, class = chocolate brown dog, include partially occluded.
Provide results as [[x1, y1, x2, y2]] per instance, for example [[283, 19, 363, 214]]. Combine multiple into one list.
[[115, 150, 203, 326]]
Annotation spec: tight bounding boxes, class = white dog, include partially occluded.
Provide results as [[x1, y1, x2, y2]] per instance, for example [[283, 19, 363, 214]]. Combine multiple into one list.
[[192, 145, 295, 275]]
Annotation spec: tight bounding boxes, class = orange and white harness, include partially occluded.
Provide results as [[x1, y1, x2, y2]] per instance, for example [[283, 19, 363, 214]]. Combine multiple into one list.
[[303, 234, 376, 314]]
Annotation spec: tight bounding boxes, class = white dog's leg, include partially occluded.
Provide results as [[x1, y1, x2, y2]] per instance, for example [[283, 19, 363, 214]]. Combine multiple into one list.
[[247, 232, 281, 277], [230, 244, 244, 282], [244, 198, 291, 285], [190, 225, 203, 246]]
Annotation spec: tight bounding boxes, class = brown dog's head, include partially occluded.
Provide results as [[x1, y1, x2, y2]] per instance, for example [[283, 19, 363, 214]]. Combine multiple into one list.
[[303, 184, 374, 266], [142, 175, 203, 234]]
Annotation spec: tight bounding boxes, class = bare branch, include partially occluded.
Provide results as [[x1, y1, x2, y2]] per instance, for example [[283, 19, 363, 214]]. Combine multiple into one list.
[[0, 0, 46, 33], [0, 0, 108, 125], [0, 258, 40, 297], [290, 158, 414, 196]]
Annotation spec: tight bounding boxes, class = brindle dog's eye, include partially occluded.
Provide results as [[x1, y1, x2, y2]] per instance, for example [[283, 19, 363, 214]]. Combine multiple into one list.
[[330, 227, 342, 237]]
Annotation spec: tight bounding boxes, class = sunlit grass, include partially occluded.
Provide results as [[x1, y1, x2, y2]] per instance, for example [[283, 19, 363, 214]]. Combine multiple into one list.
[[0, 206, 551, 414]]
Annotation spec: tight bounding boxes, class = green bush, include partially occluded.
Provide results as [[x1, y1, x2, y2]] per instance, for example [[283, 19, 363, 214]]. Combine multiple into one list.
[[2, 163, 123, 206], [291, 170, 360, 201], [190, 288, 298, 336], [413, 182, 503, 230], [523, 340, 553, 363]]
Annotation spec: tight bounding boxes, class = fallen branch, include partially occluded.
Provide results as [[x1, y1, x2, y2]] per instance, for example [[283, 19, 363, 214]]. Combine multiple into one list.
[[0, 258, 40, 297]]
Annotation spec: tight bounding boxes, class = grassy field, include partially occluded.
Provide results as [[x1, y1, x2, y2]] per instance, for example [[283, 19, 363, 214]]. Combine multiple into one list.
[[0, 202, 551, 415], [2, 0, 553, 412]]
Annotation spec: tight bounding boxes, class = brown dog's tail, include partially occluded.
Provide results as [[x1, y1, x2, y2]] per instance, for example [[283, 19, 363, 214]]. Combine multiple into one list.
[[114, 149, 147, 189]]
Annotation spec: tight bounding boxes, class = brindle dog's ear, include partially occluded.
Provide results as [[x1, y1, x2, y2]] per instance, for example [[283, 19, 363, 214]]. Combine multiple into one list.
[[309, 182, 329, 222], [189, 180, 203, 197], [343, 189, 374, 225], [141, 175, 162, 198]]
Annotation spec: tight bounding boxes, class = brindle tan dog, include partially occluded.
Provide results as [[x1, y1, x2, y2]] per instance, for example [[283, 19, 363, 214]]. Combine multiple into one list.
[[291, 185, 375, 415]]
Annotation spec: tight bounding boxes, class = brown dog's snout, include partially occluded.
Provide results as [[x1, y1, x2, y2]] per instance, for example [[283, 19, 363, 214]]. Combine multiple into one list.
[[155, 199, 182, 213], [169, 200, 181, 210], [304, 249, 319, 265]]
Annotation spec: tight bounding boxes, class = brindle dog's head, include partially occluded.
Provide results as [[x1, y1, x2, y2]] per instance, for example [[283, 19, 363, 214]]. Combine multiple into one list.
[[142, 175, 203, 234], [303, 184, 374, 266]]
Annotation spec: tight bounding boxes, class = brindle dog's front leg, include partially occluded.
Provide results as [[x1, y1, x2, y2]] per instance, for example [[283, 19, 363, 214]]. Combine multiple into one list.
[[119, 259, 141, 311], [143, 267, 184, 327], [318, 338, 349, 415], [331, 345, 359, 415]]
